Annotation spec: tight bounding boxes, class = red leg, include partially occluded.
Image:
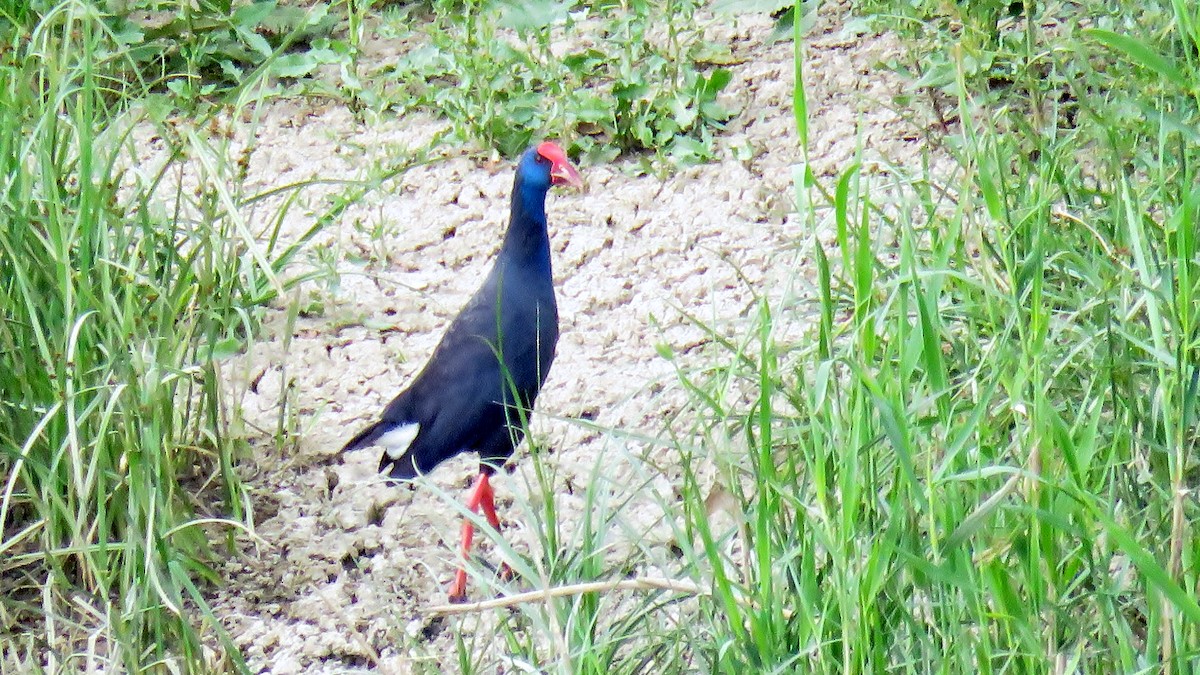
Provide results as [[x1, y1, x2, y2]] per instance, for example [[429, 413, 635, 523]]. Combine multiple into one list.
[[474, 475, 515, 582], [476, 474, 501, 530], [448, 472, 500, 602]]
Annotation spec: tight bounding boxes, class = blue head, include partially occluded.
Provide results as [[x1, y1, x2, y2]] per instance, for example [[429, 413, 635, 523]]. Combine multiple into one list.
[[500, 142, 582, 267], [516, 141, 583, 195], [506, 141, 582, 239]]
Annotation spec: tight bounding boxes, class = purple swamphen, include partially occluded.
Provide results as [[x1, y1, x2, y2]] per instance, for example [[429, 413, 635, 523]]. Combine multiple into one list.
[[341, 142, 582, 602]]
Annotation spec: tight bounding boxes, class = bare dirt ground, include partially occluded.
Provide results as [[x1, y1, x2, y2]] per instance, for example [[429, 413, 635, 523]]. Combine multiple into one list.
[[206, 3, 936, 672]]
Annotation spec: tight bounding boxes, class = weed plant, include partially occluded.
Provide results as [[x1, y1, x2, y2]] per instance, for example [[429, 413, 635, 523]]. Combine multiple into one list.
[[381, 0, 735, 162], [0, 1, 334, 670]]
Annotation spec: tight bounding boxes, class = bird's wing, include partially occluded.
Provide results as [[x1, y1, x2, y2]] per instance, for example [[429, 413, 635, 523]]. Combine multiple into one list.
[[376, 302, 510, 478], [354, 273, 553, 478]]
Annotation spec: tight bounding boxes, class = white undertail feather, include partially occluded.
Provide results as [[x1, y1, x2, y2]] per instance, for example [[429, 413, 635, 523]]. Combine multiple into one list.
[[379, 423, 420, 459]]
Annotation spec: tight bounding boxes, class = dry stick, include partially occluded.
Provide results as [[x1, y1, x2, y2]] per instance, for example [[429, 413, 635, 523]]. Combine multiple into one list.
[[424, 577, 708, 616]]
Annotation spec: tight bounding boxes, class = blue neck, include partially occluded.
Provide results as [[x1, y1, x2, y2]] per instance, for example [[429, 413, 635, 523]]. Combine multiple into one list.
[[500, 178, 552, 273]]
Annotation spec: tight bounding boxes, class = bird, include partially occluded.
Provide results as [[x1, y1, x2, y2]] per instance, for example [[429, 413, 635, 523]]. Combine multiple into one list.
[[341, 141, 582, 602]]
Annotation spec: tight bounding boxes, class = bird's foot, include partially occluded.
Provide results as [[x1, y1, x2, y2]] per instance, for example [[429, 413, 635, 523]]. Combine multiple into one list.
[[448, 569, 470, 604]]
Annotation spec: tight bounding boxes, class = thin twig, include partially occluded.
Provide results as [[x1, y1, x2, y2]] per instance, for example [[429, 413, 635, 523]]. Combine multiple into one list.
[[424, 577, 708, 616]]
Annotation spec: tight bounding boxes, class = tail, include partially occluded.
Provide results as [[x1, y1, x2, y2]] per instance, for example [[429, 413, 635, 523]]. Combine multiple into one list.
[[381, 452, 420, 481], [340, 420, 388, 455], [342, 420, 423, 481]]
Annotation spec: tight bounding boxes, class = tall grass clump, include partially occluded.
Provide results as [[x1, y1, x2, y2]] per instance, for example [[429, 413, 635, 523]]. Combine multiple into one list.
[[433, 1, 1199, 672], [0, 2, 311, 670], [665, 1, 1200, 670]]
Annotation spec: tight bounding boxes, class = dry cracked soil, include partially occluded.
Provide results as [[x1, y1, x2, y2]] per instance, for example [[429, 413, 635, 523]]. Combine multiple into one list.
[[200, 3, 939, 672]]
